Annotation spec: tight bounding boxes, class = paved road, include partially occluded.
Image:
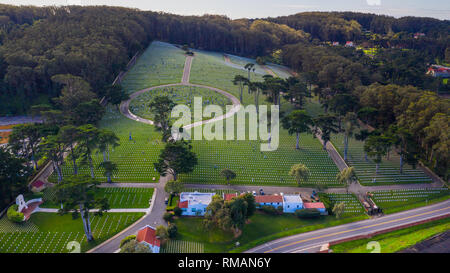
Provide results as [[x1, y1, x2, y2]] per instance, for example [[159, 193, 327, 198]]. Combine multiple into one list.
[[182, 56, 193, 83], [88, 174, 172, 253], [246, 199, 450, 253]]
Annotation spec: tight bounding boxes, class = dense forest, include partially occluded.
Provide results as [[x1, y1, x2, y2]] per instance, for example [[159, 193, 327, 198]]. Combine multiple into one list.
[[0, 4, 448, 183], [0, 5, 449, 115]]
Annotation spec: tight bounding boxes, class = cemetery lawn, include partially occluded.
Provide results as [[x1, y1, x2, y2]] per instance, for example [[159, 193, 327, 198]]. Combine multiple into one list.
[[0, 212, 144, 253], [330, 217, 450, 253], [121, 41, 186, 94], [173, 212, 368, 253], [331, 132, 433, 186], [40, 187, 154, 209], [371, 188, 450, 214], [51, 106, 164, 182], [129, 85, 231, 121]]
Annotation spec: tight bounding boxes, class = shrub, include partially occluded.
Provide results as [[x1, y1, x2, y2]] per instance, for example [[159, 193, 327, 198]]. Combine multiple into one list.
[[318, 193, 334, 214], [276, 206, 284, 214], [173, 206, 182, 217], [295, 209, 321, 219], [260, 205, 278, 215], [120, 235, 137, 248], [163, 212, 173, 222], [167, 223, 178, 239], [7, 205, 24, 223]]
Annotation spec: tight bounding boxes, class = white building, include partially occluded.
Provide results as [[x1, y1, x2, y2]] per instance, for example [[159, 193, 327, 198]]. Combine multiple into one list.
[[178, 192, 215, 216], [282, 194, 304, 213]]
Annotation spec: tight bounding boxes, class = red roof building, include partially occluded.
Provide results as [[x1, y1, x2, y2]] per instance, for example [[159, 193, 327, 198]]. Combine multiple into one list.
[[136, 225, 161, 253], [178, 200, 189, 209], [223, 193, 238, 201], [303, 202, 326, 209], [255, 195, 283, 204]]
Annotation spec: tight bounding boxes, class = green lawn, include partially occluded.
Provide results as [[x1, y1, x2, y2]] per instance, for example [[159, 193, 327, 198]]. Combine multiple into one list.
[[371, 188, 450, 214], [172, 212, 368, 253], [331, 217, 450, 253], [121, 41, 186, 94], [0, 212, 144, 253], [129, 85, 231, 121], [331, 132, 433, 186], [40, 187, 154, 209]]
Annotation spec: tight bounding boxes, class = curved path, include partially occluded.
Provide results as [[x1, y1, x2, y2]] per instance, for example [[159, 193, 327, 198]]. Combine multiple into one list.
[[246, 199, 450, 253], [91, 53, 242, 253], [120, 82, 241, 130]]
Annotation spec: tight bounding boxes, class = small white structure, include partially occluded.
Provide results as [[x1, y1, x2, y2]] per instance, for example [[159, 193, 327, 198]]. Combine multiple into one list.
[[16, 195, 28, 213], [136, 225, 160, 253], [283, 194, 304, 213], [178, 192, 215, 216]]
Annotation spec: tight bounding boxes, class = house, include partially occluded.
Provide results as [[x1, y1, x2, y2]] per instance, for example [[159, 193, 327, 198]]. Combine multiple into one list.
[[136, 225, 160, 253], [255, 195, 283, 210], [345, 41, 354, 47], [414, 32, 425, 39], [282, 194, 304, 213], [30, 180, 46, 193], [178, 192, 215, 216], [303, 202, 327, 215], [223, 193, 238, 201], [427, 65, 450, 78]]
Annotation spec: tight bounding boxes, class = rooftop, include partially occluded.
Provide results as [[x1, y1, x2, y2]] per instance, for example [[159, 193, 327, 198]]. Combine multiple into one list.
[[304, 202, 326, 209], [180, 192, 215, 206], [136, 225, 160, 247], [255, 195, 283, 203], [283, 194, 303, 204]]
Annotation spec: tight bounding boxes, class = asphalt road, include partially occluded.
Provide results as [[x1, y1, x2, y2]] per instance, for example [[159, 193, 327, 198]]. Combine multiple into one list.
[[246, 199, 450, 253]]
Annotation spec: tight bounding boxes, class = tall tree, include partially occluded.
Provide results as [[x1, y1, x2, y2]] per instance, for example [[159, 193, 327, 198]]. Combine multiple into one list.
[[154, 141, 198, 181], [244, 63, 255, 82], [233, 75, 248, 103], [289, 164, 310, 186], [342, 112, 359, 161], [282, 110, 313, 149], [97, 161, 118, 183], [59, 125, 82, 175], [313, 115, 340, 150], [149, 96, 177, 142], [364, 135, 392, 175], [220, 169, 237, 185], [387, 125, 419, 174], [0, 147, 32, 208], [77, 124, 100, 178], [53, 175, 109, 242], [40, 134, 66, 183], [336, 167, 356, 193]]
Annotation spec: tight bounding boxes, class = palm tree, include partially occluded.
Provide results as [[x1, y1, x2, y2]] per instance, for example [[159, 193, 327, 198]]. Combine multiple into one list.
[[282, 110, 313, 149], [220, 169, 237, 185], [332, 202, 346, 219], [342, 112, 359, 161], [233, 75, 248, 103], [289, 164, 310, 186], [98, 161, 118, 183], [336, 167, 356, 193]]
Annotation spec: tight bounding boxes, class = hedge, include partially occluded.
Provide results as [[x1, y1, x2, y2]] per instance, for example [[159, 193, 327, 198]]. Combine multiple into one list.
[[120, 235, 137, 248], [7, 204, 24, 223], [295, 208, 321, 219]]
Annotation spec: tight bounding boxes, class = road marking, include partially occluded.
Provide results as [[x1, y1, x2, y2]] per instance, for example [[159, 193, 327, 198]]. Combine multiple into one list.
[[263, 206, 450, 253]]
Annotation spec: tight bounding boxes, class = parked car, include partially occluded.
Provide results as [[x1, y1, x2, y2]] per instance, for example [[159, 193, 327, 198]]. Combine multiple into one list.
[[164, 197, 169, 205], [259, 189, 265, 195]]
